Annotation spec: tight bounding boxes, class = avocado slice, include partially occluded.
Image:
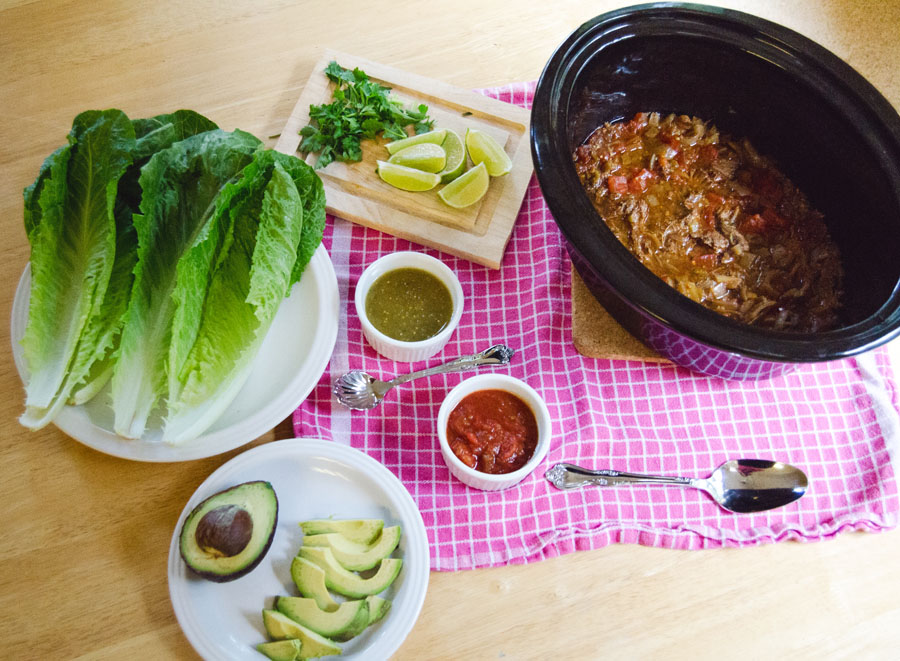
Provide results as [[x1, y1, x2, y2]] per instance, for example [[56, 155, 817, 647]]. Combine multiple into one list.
[[262, 610, 342, 658], [302, 526, 402, 571], [256, 638, 302, 661], [299, 519, 383, 545], [290, 556, 340, 612], [298, 546, 402, 598], [365, 596, 391, 626], [179, 481, 278, 582], [276, 596, 369, 641]]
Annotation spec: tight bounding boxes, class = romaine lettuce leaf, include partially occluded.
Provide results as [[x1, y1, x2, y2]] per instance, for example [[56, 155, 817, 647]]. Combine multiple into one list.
[[271, 151, 326, 286], [132, 109, 219, 146], [166, 149, 270, 406], [110, 128, 261, 439], [23, 144, 69, 241], [163, 157, 306, 444], [69, 110, 219, 404], [20, 110, 135, 428]]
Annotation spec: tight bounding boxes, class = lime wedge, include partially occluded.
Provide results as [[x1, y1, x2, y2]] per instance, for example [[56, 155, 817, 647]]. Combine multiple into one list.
[[465, 129, 512, 176], [387, 143, 446, 173], [438, 162, 489, 208], [437, 129, 466, 183], [385, 129, 448, 155], [377, 160, 440, 191]]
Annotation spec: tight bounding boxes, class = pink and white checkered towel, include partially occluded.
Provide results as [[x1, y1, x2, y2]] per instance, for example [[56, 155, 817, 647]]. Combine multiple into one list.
[[293, 83, 900, 571]]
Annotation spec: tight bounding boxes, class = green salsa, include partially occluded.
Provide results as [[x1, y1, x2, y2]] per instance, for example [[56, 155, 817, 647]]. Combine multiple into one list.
[[365, 267, 454, 342]]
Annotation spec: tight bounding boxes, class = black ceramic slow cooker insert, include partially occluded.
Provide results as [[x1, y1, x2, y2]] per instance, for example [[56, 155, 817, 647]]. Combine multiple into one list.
[[531, 3, 900, 379]]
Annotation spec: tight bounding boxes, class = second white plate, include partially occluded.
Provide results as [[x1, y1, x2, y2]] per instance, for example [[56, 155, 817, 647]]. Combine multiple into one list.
[[168, 438, 430, 660]]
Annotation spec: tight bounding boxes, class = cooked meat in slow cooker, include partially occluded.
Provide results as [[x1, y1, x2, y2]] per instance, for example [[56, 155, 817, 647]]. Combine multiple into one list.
[[574, 112, 843, 332]]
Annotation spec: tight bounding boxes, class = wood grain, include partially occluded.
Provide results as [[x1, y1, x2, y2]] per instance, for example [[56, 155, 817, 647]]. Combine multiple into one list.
[[2, 1, 900, 659]]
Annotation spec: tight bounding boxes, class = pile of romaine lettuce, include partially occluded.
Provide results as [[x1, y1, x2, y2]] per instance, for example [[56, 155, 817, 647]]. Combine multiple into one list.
[[19, 109, 325, 445]]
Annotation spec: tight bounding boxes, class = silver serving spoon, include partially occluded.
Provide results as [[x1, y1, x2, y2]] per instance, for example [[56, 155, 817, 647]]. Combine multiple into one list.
[[333, 344, 514, 410], [545, 459, 808, 513]]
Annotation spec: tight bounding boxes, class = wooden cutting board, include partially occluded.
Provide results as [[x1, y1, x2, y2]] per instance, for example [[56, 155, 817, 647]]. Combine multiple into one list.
[[274, 50, 533, 269]]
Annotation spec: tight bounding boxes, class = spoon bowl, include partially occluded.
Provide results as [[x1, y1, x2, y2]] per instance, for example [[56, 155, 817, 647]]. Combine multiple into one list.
[[545, 458, 808, 513], [702, 459, 808, 513]]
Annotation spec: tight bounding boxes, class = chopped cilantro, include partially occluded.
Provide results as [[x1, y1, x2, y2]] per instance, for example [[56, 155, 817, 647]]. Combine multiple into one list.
[[299, 61, 435, 169]]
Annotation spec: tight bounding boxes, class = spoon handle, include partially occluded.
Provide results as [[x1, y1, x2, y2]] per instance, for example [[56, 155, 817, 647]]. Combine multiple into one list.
[[546, 463, 693, 490], [389, 344, 514, 385]]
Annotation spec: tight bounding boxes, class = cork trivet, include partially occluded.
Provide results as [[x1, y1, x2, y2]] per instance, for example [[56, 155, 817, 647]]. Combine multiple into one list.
[[570, 262, 670, 362]]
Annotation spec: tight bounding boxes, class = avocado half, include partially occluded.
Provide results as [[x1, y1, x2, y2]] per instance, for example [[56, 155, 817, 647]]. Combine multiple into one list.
[[179, 480, 278, 582]]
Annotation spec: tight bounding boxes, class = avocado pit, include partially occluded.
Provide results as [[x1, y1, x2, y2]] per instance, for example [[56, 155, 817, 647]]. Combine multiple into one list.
[[195, 504, 253, 557]]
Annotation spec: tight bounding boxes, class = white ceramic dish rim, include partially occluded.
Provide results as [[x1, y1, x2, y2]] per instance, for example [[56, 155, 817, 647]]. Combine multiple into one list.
[[437, 373, 552, 487], [354, 251, 464, 353], [167, 437, 430, 661], [10, 244, 339, 462]]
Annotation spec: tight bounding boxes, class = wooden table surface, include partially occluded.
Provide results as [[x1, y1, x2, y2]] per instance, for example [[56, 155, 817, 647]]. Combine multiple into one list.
[[3, 1, 900, 658]]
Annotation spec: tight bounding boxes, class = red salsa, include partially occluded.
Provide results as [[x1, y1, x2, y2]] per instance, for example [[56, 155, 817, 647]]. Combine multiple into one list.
[[446, 389, 538, 475]]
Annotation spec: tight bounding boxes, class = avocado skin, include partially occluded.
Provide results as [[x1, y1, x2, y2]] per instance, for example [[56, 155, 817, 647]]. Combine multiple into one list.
[[179, 480, 278, 583]]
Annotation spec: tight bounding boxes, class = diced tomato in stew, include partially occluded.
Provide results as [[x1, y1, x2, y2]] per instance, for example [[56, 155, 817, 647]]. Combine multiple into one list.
[[741, 213, 768, 234], [693, 252, 718, 268], [701, 144, 719, 161], [628, 168, 654, 194], [658, 130, 680, 147], [607, 175, 628, 194], [706, 192, 725, 207], [627, 112, 650, 132], [762, 206, 787, 229]]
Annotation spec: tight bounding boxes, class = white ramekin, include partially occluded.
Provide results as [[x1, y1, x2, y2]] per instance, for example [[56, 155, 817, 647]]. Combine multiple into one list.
[[437, 374, 552, 491], [354, 251, 464, 362]]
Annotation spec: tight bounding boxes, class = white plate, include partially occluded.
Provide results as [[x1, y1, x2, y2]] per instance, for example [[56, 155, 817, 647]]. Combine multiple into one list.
[[167, 438, 430, 661], [10, 245, 338, 462]]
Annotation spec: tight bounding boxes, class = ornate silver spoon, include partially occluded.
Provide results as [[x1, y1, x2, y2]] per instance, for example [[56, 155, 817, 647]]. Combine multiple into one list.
[[545, 459, 808, 513], [333, 344, 514, 410]]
